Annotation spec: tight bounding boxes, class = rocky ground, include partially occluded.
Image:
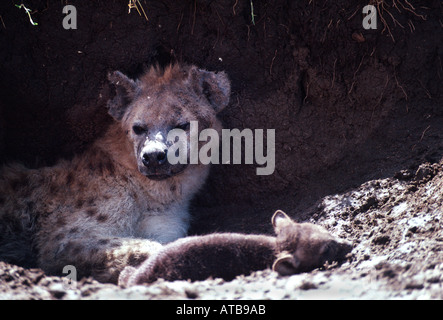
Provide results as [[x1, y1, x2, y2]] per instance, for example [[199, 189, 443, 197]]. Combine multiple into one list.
[[0, 0, 441, 301], [1, 159, 442, 300]]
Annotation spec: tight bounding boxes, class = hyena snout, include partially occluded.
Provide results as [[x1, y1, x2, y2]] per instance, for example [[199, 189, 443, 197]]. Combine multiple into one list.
[[140, 136, 168, 167], [138, 136, 188, 180], [142, 149, 168, 167]]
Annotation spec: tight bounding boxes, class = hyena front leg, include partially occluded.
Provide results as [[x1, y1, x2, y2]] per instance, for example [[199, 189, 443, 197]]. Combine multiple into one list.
[[38, 236, 162, 283]]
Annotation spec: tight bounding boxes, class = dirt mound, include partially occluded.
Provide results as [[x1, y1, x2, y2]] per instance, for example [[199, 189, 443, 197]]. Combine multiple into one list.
[[1, 159, 443, 299]]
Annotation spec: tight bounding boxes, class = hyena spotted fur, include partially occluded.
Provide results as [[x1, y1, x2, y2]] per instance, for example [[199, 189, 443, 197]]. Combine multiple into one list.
[[0, 64, 231, 283], [0, 64, 352, 285]]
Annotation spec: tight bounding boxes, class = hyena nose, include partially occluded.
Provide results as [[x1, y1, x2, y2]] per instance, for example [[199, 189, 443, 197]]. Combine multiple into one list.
[[142, 150, 168, 167]]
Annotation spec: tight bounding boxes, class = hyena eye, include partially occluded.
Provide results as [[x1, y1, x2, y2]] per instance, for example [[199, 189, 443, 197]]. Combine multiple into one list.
[[132, 125, 147, 135], [175, 122, 190, 131]]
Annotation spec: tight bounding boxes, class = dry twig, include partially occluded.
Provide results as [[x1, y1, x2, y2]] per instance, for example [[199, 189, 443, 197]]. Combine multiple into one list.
[[128, 0, 149, 22], [15, 4, 38, 26]]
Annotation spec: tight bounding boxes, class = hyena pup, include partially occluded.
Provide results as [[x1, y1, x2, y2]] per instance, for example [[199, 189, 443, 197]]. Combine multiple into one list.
[[119, 210, 353, 286], [0, 64, 230, 283]]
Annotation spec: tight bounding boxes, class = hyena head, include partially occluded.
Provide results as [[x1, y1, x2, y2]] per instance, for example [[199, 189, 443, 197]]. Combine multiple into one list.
[[271, 210, 352, 275], [107, 64, 230, 180]]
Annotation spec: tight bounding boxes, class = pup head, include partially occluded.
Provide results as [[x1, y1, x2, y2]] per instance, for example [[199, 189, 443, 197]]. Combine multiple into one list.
[[271, 210, 352, 275], [107, 65, 230, 180]]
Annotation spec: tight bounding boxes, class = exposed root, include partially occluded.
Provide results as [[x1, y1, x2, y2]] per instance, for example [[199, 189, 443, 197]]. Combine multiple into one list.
[[348, 55, 365, 95], [192, 0, 196, 35], [128, 0, 149, 22], [370, 74, 390, 123], [330, 58, 337, 89], [15, 4, 38, 26], [0, 15, 5, 29], [418, 79, 432, 99], [369, 0, 427, 42], [250, 0, 257, 25], [176, 12, 184, 33], [232, 0, 239, 15], [396, 0, 427, 20], [394, 70, 408, 101], [407, 19, 415, 32], [269, 49, 278, 75]]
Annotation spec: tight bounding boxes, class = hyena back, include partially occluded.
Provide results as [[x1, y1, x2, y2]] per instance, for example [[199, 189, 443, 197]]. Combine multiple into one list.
[[0, 64, 231, 283]]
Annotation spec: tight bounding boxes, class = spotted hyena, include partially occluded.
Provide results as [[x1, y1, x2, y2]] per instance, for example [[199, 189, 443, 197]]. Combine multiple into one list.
[[0, 64, 231, 283], [119, 210, 353, 286]]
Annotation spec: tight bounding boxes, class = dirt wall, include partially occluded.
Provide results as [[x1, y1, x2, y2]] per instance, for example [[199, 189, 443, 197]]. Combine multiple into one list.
[[0, 0, 441, 234]]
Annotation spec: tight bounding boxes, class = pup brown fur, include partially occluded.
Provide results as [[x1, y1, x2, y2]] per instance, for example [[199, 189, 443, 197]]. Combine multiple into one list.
[[119, 211, 352, 286]]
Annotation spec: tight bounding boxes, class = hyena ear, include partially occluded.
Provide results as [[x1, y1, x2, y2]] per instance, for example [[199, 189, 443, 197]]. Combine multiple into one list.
[[188, 66, 231, 113], [107, 71, 138, 121]]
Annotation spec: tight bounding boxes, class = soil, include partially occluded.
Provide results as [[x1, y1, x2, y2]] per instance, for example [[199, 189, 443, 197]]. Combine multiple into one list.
[[0, 0, 442, 299]]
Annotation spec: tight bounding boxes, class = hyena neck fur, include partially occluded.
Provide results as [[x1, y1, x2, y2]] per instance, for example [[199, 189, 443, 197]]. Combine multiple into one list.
[[78, 121, 210, 243]]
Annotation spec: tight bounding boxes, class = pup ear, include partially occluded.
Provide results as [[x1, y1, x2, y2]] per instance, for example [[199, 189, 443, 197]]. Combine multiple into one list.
[[188, 66, 231, 113], [272, 254, 300, 276], [107, 71, 138, 121], [271, 210, 292, 228]]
